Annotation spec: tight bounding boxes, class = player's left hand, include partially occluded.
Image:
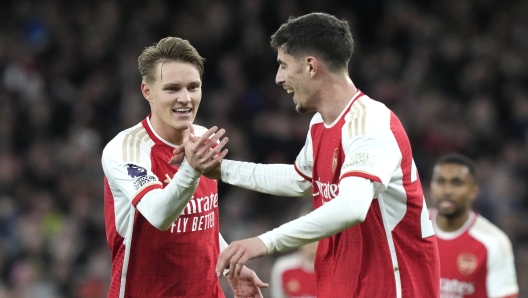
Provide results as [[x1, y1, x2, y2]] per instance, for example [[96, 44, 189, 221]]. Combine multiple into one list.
[[168, 146, 185, 166], [216, 237, 268, 279], [226, 266, 269, 298]]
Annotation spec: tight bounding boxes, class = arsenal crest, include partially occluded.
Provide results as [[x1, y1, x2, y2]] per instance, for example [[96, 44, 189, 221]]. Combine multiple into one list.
[[332, 148, 338, 172], [286, 279, 300, 293], [457, 253, 477, 275]]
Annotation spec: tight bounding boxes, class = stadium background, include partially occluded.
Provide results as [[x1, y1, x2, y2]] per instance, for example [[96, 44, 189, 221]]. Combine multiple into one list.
[[0, 0, 527, 297]]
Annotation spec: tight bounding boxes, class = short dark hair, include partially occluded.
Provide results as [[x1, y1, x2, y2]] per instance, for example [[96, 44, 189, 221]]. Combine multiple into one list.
[[270, 12, 354, 72], [434, 153, 477, 180], [138, 37, 205, 84]]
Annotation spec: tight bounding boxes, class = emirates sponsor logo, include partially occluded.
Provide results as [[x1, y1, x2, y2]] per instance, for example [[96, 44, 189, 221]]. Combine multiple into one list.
[[313, 180, 338, 203], [169, 193, 219, 233], [440, 278, 475, 297], [457, 253, 477, 275]]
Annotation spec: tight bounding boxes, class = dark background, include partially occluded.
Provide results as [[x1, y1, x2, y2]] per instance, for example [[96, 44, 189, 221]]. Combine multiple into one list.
[[0, 0, 527, 297]]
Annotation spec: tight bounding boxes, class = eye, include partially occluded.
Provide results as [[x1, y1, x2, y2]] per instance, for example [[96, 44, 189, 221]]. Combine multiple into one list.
[[165, 86, 180, 92], [189, 84, 200, 91]]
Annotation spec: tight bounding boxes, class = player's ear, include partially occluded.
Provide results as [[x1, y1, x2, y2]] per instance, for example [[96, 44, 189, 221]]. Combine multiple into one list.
[[141, 82, 153, 102], [306, 56, 317, 78], [469, 183, 479, 204]]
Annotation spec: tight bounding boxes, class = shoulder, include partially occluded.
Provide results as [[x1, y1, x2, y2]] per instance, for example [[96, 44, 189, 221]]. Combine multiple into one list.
[[102, 122, 151, 163], [271, 253, 304, 273], [342, 94, 392, 138], [192, 124, 209, 137], [469, 214, 513, 256]]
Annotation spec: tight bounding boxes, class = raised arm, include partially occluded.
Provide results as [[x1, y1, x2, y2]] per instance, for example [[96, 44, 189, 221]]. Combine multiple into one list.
[[102, 125, 228, 231]]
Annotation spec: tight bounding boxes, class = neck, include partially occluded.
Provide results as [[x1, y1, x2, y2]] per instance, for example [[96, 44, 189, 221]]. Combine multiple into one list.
[[435, 210, 471, 232], [149, 116, 184, 145], [317, 75, 358, 125]]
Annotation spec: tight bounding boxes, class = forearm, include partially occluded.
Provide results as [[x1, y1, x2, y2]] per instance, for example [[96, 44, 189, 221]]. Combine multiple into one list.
[[258, 177, 374, 253], [136, 159, 200, 230], [220, 159, 311, 197]]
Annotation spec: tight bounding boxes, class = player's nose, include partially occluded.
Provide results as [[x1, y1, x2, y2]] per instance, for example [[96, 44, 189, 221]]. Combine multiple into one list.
[[276, 69, 284, 85], [178, 88, 191, 103]]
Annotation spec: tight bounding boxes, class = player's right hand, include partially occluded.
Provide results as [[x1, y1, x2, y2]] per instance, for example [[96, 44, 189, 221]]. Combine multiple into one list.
[[183, 122, 228, 176]]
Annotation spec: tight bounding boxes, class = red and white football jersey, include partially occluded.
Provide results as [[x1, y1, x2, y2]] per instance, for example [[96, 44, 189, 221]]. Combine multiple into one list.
[[102, 117, 224, 298], [432, 210, 518, 298], [270, 253, 317, 298], [294, 91, 440, 297]]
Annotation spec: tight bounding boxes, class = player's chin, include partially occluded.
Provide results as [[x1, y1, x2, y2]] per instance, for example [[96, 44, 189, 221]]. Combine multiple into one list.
[[436, 207, 460, 218], [172, 121, 190, 131]]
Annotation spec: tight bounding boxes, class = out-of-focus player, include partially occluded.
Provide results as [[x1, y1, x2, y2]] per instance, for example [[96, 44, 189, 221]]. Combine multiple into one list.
[[270, 241, 317, 298], [430, 153, 518, 298], [270, 205, 317, 298], [193, 12, 440, 297], [101, 37, 267, 298]]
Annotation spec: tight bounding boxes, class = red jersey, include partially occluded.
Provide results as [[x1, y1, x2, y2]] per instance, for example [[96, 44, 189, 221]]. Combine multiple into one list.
[[102, 117, 224, 298], [432, 210, 518, 298], [270, 253, 317, 298], [294, 91, 440, 297]]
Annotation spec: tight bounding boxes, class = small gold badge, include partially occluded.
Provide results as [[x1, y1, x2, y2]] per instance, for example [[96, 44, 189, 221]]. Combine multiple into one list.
[[457, 253, 477, 275]]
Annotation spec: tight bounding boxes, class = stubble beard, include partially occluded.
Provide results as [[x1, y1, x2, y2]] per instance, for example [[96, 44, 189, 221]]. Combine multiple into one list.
[[296, 104, 307, 113], [437, 205, 464, 219]]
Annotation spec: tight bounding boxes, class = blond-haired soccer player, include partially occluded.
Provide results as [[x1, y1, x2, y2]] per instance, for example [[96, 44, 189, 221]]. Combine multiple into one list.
[[101, 37, 267, 298], [430, 153, 518, 297], [175, 12, 440, 297]]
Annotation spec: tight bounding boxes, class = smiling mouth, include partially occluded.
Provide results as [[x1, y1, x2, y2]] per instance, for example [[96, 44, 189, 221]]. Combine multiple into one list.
[[172, 108, 192, 114]]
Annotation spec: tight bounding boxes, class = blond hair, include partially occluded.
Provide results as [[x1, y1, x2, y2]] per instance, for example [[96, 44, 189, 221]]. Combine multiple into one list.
[[138, 37, 205, 84]]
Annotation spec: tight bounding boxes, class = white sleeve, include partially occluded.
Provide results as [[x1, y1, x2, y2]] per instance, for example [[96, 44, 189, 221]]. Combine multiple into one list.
[[486, 237, 519, 297], [134, 159, 201, 230], [258, 176, 374, 253], [340, 134, 402, 193], [220, 160, 312, 197], [219, 233, 228, 252]]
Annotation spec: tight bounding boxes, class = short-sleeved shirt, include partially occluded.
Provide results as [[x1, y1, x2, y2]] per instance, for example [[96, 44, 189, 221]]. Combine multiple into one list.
[[270, 253, 317, 298], [432, 210, 518, 298], [102, 117, 223, 298], [294, 91, 440, 297]]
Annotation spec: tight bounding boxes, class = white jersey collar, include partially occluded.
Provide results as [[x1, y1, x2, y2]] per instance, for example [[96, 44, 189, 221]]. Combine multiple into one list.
[[324, 90, 363, 129], [433, 210, 476, 240]]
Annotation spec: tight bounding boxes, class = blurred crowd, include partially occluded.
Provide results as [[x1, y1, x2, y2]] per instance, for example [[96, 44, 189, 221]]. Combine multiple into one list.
[[0, 0, 527, 297]]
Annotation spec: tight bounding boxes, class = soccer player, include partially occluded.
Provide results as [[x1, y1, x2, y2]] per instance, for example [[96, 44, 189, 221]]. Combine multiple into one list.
[[101, 37, 267, 298], [270, 205, 317, 298], [430, 153, 519, 298], [181, 12, 441, 297], [270, 241, 317, 298]]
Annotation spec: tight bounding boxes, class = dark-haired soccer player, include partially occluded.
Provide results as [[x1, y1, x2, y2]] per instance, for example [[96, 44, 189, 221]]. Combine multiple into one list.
[[190, 12, 440, 297], [102, 37, 267, 298], [430, 153, 518, 297]]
